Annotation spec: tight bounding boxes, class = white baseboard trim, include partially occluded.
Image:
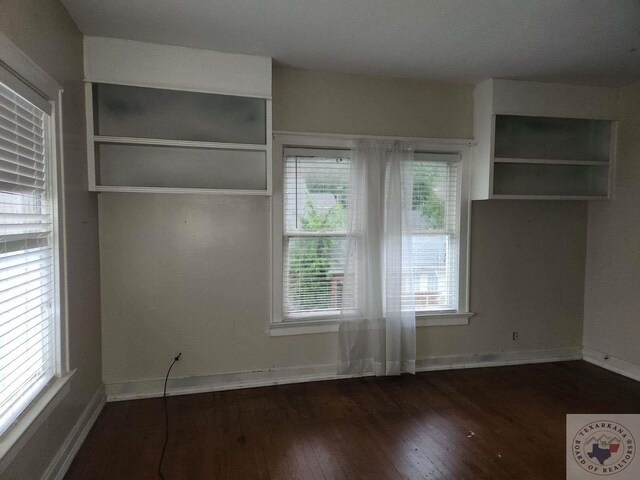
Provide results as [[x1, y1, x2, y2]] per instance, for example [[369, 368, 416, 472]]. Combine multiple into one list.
[[106, 365, 367, 401], [415, 347, 582, 372], [106, 347, 582, 402], [40, 384, 106, 480], [582, 347, 640, 382]]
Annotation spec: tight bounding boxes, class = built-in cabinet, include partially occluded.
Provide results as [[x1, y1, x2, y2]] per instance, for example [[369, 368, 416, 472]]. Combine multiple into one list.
[[83, 36, 272, 195], [472, 79, 618, 200]]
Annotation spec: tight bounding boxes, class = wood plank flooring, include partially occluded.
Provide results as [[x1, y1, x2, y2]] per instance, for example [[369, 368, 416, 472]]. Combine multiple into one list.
[[65, 361, 640, 479]]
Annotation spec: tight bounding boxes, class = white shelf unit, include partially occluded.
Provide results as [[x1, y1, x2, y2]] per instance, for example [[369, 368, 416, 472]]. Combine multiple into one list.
[[86, 82, 272, 195], [83, 36, 273, 195], [472, 79, 618, 200]]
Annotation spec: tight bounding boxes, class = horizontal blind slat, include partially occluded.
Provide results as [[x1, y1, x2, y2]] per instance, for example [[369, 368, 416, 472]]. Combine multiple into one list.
[[0, 138, 45, 162], [0, 124, 45, 153], [0, 180, 46, 196], [0, 253, 54, 279], [0, 252, 53, 275], [412, 160, 459, 312], [0, 246, 52, 264], [0, 312, 52, 350], [0, 223, 52, 236], [283, 154, 461, 317], [0, 349, 53, 412], [0, 79, 54, 437], [0, 104, 45, 135], [0, 116, 44, 143], [0, 328, 52, 367], [284, 154, 350, 316], [0, 288, 54, 320], [0, 267, 54, 295], [0, 150, 46, 172], [0, 307, 52, 337], [0, 169, 46, 189], [0, 284, 54, 316], [0, 373, 52, 424], [0, 340, 53, 389], [0, 212, 51, 223], [0, 367, 50, 417], [0, 275, 53, 304], [0, 87, 45, 124], [0, 94, 43, 125], [0, 161, 46, 182], [0, 199, 49, 209]]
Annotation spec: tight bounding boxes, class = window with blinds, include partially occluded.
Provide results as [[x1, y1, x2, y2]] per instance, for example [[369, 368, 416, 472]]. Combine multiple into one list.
[[0, 80, 56, 435], [283, 148, 463, 320], [411, 153, 461, 312], [283, 149, 350, 319]]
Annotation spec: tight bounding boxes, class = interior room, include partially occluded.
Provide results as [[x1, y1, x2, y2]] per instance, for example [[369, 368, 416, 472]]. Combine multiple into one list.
[[0, 1, 639, 479]]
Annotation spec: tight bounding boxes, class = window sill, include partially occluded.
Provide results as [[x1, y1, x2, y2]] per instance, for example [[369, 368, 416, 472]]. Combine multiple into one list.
[[416, 312, 475, 327], [269, 319, 340, 336], [0, 370, 76, 472], [269, 312, 474, 336]]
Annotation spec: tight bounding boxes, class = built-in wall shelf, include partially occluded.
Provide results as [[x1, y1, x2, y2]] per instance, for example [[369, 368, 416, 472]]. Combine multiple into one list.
[[493, 158, 610, 166], [93, 135, 268, 151], [86, 83, 272, 194], [83, 36, 273, 195], [472, 79, 618, 200]]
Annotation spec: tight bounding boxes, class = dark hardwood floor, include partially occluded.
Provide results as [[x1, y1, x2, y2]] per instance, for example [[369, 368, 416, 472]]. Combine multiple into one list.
[[65, 361, 640, 479]]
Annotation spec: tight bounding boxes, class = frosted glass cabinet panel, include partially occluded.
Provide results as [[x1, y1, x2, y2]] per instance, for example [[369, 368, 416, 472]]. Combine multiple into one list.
[[96, 143, 266, 190], [494, 115, 611, 162], [93, 83, 266, 145], [493, 163, 609, 197], [472, 79, 616, 199]]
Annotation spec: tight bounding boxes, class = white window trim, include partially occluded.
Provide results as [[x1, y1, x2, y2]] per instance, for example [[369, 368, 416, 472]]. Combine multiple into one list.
[[270, 131, 474, 336], [0, 32, 72, 465]]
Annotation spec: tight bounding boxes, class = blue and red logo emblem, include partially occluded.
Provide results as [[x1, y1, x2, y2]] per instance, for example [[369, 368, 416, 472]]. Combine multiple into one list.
[[572, 420, 636, 475]]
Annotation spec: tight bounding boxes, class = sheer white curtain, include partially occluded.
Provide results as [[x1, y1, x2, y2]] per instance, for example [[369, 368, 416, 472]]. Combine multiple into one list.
[[338, 139, 416, 376]]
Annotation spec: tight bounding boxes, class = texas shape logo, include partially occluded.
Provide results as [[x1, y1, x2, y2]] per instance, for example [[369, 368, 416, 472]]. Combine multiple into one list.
[[572, 420, 636, 475]]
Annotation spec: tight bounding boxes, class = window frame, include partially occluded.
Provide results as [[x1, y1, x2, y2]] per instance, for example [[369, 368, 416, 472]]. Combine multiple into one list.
[[271, 132, 473, 336], [282, 149, 351, 321], [411, 156, 463, 314], [0, 32, 71, 465]]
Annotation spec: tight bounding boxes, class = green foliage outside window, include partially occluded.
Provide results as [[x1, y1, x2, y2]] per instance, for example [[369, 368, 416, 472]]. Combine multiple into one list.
[[288, 199, 345, 311], [287, 160, 447, 313], [412, 163, 446, 230]]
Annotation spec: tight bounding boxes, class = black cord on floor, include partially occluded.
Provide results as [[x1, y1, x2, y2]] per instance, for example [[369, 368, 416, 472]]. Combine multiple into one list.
[[158, 353, 181, 480]]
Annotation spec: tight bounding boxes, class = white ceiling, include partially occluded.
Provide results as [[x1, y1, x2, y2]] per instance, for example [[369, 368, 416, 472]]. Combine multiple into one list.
[[61, 0, 640, 87]]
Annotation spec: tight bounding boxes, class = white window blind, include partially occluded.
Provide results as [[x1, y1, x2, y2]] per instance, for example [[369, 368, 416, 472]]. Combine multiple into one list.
[[282, 148, 462, 320], [0, 80, 55, 435], [411, 153, 461, 313], [283, 149, 350, 318]]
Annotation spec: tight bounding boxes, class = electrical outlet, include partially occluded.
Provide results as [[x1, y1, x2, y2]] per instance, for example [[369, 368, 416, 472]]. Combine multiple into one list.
[[512, 331, 519, 341]]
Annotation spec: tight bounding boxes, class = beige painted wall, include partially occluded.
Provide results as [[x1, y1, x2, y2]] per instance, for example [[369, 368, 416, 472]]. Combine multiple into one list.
[[423, 200, 586, 358], [584, 83, 640, 366], [0, 1, 102, 478], [100, 67, 587, 389], [273, 68, 473, 138], [99, 194, 335, 384]]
